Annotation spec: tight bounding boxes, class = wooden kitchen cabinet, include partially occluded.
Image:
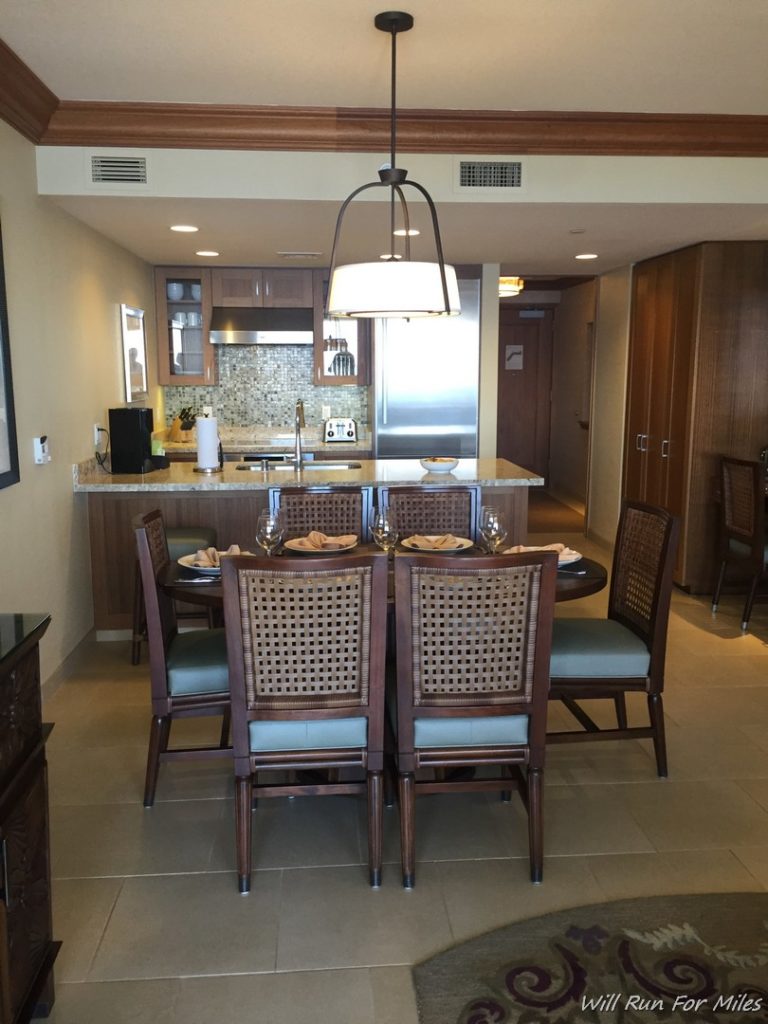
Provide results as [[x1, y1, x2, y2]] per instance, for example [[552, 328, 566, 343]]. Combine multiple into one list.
[[0, 613, 59, 1023], [312, 270, 371, 386], [623, 242, 768, 591], [155, 268, 216, 386], [211, 268, 313, 308]]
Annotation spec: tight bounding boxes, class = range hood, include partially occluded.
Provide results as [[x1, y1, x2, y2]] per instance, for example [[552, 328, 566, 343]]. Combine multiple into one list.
[[209, 307, 314, 345]]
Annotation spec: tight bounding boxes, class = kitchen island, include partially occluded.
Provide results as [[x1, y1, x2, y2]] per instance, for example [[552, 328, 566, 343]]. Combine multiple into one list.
[[75, 458, 543, 635]]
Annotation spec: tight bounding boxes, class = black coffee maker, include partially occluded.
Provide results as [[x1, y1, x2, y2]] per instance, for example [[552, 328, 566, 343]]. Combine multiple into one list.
[[109, 407, 154, 474]]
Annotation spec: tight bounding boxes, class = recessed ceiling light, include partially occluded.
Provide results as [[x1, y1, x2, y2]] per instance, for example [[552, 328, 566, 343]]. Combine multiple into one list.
[[195, 250, 220, 257], [170, 224, 198, 233], [393, 228, 420, 237], [575, 253, 598, 260]]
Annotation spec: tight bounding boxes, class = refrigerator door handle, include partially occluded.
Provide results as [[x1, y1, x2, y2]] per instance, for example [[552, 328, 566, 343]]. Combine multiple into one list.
[[379, 322, 389, 425]]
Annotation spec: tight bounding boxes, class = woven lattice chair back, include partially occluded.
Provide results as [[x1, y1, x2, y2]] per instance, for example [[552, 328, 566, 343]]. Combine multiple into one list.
[[232, 562, 375, 712], [134, 510, 177, 665], [609, 502, 677, 646], [269, 487, 372, 539], [398, 555, 555, 711], [380, 486, 480, 541], [720, 458, 764, 563]]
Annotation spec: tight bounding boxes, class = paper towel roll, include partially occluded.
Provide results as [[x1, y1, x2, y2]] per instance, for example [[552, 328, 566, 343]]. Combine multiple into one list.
[[196, 416, 220, 470]]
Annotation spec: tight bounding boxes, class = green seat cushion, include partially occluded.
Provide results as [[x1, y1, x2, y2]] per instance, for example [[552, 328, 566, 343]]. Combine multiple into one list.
[[414, 715, 529, 747], [166, 526, 217, 561], [727, 537, 768, 562], [166, 628, 229, 696], [550, 618, 650, 678], [249, 717, 367, 752]]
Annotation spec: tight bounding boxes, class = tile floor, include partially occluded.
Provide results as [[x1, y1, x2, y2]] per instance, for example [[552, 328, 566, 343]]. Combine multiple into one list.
[[42, 529, 768, 1023]]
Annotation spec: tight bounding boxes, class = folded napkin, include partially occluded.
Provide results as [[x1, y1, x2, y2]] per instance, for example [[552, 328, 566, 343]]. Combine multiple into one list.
[[190, 543, 243, 568], [408, 534, 462, 550], [291, 531, 357, 551], [503, 542, 580, 563]]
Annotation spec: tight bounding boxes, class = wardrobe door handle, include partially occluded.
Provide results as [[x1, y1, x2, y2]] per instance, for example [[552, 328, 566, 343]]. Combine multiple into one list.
[[636, 433, 643, 451], [661, 439, 670, 458], [0, 837, 11, 909]]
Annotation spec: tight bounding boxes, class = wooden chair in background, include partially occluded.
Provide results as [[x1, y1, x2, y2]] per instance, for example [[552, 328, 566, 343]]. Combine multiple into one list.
[[547, 501, 679, 777], [268, 485, 374, 539], [134, 510, 231, 807], [712, 456, 767, 631], [222, 551, 388, 894], [392, 551, 557, 887]]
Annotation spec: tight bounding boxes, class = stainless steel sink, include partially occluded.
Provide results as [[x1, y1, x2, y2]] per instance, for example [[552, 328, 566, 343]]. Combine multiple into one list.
[[235, 461, 361, 472]]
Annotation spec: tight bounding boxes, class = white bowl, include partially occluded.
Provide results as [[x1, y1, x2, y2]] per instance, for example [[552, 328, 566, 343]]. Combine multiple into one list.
[[420, 457, 459, 473]]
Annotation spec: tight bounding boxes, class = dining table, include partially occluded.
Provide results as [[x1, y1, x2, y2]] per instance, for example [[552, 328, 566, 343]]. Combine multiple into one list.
[[161, 545, 608, 606]]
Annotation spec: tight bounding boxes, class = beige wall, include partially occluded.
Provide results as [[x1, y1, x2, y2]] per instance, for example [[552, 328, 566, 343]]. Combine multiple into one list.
[[0, 122, 155, 680], [586, 265, 632, 547], [549, 280, 598, 505], [478, 264, 500, 458]]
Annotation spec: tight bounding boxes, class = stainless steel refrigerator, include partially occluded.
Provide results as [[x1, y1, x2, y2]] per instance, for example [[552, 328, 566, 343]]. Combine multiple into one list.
[[373, 278, 481, 458]]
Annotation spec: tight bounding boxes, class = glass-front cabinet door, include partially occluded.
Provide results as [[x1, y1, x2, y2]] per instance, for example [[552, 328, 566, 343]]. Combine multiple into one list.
[[312, 270, 370, 385], [154, 268, 216, 385]]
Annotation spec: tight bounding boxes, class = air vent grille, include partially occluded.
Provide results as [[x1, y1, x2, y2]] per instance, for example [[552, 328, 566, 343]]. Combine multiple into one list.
[[91, 155, 148, 184], [459, 160, 522, 189]]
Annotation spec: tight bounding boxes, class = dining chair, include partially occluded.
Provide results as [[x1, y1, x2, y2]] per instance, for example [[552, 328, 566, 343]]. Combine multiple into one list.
[[547, 500, 679, 776], [378, 485, 481, 542], [392, 550, 558, 888], [131, 524, 218, 664], [133, 510, 231, 807], [268, 485, 374, 539], [221, 550, 388, 894], [711, 456, 767, 631]]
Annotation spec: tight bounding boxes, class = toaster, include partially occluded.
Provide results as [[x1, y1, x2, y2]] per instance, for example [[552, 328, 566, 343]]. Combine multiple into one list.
[[324, 417, 357, 443]]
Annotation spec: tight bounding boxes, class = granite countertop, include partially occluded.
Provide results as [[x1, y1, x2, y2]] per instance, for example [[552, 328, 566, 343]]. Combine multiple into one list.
[[74, 458, 544, 492]]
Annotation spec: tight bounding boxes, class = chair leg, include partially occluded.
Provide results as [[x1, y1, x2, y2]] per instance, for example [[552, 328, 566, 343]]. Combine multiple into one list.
[[741, 572, 761, 631], [648, 693, 668, 778], [527, 767, 543, 884], [143, 715, 170, 808], [368, 771, 383, 888], [219, 708, 231, 748], [712, 559, 727, 612], [131, 563, 146, 665], [398, 772, 416, 889], [236, 774, 253, 894], [614, 693, 628, 730]]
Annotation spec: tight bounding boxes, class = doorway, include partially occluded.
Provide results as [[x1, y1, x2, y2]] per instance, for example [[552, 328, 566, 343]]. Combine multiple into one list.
[[496, 306, 554, 479]]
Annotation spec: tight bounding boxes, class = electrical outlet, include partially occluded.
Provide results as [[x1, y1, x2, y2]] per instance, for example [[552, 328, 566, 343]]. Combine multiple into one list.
[[321, 405, 331, 419], [93, 424, 103, 448], [202, 405, 213, 417]]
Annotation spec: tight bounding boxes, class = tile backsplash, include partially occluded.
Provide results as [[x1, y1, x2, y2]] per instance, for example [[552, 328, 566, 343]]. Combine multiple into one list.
[[164, 345, 369, 428]]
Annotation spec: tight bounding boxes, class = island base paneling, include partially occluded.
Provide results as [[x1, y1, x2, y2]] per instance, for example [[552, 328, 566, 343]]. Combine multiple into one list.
[[88, 492, 271, 631], [87, 485, 532, 632]]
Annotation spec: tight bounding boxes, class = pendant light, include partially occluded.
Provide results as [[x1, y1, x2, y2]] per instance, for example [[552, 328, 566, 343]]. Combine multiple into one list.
[[326, 11, 460, 319], [498, 276, 525, 297]]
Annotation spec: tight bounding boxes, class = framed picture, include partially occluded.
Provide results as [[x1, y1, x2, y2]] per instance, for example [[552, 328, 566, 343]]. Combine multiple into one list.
[[120, 304, 148, 403], [0, 223, 20, 490]]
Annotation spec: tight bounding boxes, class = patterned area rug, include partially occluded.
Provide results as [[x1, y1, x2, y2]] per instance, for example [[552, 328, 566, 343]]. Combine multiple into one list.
[[412, 893, 768, 1024]]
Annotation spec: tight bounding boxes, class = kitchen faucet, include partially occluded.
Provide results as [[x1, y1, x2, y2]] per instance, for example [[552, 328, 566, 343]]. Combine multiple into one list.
[[294, 398, 305, 467]]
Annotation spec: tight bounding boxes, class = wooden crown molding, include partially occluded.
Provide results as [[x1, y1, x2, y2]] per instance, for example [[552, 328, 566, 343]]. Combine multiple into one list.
[[40, 101, 768, 156], [0, 38, 58, 143]]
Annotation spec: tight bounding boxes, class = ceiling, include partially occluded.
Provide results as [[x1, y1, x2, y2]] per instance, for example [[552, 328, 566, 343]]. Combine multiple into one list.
[[3, 0, 768, 275]]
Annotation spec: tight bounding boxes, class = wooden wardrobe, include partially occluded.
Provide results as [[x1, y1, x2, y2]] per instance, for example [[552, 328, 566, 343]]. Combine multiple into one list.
[[623, 241, 768, 592]]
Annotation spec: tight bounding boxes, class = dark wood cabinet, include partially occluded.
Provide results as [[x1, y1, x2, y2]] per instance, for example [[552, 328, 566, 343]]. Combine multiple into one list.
[[154, 268, 216, 386], [0, 614, 59, 1023], [211, 268, 313, 308], [623, 242, 768, 591], [312, 270, 371, 386]]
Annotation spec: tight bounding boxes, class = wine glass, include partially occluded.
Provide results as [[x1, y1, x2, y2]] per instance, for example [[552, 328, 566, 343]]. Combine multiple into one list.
[[479, 506, 507, 553], [371, 506, 398, 553], [255, 509, 284, 556]]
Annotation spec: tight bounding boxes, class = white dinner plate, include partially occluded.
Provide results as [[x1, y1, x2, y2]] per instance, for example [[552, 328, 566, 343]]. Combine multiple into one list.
[[502, 545, 582, 566], [284, 538, 358, 555], [401, 536, 473, 553], [178, 553, 222, 575]]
